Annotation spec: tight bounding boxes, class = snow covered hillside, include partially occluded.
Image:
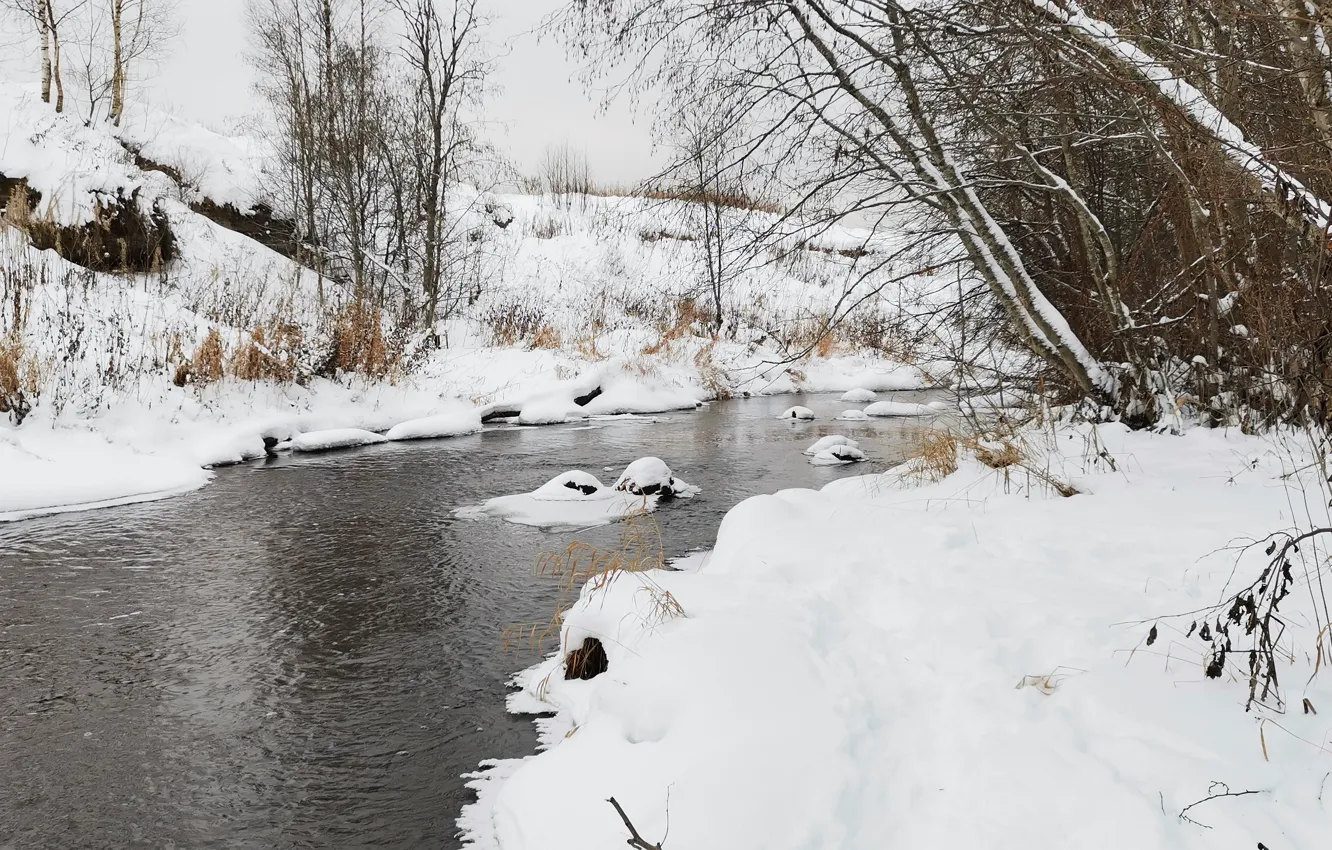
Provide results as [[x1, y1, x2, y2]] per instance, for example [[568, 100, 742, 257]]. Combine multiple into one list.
[[0, 85, 946, 520], [461, 423, 1332, 849]]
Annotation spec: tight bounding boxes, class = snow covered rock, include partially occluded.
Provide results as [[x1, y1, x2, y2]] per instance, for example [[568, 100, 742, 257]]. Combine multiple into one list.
[[531, 470, 609, 499], [290, 428, 388, 452], [864, 400, 936, 417], [810, 445, 867, 465], [803, 435, 860, 456], [837, 409, 870, 421], [840, 388, 878, 403], [779, 405, 816, 420], [517, 394, 584, 425], [385, 410, 482, 441], [458, 469, 678, 530], [613, 457, 701, 498]]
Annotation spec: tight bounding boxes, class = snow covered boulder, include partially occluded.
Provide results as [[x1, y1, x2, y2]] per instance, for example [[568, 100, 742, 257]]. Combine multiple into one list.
[[864, 400, 936, 418], [385, 409, 482, 441], [837, 409, 870, 421], [613, 457, 700, 498], [290, 428, 388, 452], [458, 468, 687, 530], [532, 470, 608, 499], [840, 388, 878, 403], [517, 395, 583, 425], [803, 435, 860, 456], [779, 406, 816, 421], [810, 445, 867, 466]]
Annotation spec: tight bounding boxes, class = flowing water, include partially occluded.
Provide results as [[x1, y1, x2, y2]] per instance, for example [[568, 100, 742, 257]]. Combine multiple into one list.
[[0, 393, 938, 850]]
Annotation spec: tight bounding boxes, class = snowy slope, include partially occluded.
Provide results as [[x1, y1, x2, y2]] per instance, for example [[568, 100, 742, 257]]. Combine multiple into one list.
[[461, 423, 1332, 849], [1, 91, 950, 520]]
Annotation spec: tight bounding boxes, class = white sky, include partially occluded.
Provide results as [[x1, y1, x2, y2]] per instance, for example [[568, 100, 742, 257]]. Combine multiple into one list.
[[146, 0, 662, 184]]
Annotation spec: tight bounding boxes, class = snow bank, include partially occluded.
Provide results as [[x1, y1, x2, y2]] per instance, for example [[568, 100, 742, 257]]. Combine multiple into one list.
[[463, 424, 1332, 849], [836, 409, 870, 421], [0, 429, 212, 521], [863, 400, 937, 417], [800, 358, 938, 393], [290, 428, 388, 452], [840, 388, 878, 402], [779, 406, 816, 420], [386, 410, 482, 441]]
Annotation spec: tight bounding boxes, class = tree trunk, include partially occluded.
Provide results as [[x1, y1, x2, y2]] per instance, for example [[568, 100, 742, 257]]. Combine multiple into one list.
[[111, 0, 125, 125], [39, 0, 52, 103]]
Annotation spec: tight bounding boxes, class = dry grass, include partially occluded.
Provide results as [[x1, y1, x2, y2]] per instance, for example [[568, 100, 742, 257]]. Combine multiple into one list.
[[4, 183, 33, 228], [903, 429, 961, 484], [231, 322, 303, 381], [900, 424, 1078, 497], [0, 335, 40, 424], [968, 437, 1022, 469], [694, 339, 732, 399], [485, 302, 549, 347], [503, 511, 685, 661], [639, 228, 695, 243], [530, 324, 563, 350], [640, 185, 782, 215], [642, 297, 712, 355], [185, 328, 226, 386], [330, 301, 395, 378]]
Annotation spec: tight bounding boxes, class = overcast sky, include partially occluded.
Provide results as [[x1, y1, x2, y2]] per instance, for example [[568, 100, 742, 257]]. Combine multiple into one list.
[[142, 0, 661, 184]]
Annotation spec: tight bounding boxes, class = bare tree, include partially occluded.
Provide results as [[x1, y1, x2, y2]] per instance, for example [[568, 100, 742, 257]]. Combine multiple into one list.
[[391, 0, 488, 330], [556, 0, 1332, 428], [107, 0, 174, 125], [248, 0, 491, 338], [3, 0, 84, 112], [541, 140, 593, 196]]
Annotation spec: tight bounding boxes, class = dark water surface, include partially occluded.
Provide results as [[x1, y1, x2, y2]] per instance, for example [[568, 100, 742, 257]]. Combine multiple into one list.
[[1, 393, 935, 850]]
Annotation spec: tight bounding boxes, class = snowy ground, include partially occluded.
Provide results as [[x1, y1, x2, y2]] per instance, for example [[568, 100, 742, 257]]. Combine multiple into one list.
[[460, 422, 1332, 849]]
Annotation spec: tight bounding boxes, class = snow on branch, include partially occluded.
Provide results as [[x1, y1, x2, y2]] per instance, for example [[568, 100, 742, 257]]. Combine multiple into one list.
[[1029, 0, 1332, 240]]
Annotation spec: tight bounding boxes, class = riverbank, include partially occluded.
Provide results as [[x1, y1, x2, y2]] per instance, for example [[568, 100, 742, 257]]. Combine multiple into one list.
[[461, 420, 1332, 849], [0, 347, 935, 521], [1, 84, 952, 522]]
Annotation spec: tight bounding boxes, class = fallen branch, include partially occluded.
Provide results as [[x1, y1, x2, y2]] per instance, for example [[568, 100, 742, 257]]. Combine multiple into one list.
[[607, 796, 665, 850]]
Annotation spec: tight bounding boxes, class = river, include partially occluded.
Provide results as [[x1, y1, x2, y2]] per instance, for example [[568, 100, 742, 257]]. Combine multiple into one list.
[[0, 393, 937, 849]]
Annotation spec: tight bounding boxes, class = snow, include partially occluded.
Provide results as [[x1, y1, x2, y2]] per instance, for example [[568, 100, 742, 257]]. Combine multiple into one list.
[[839, 388, 878, 402], [385, 410, 484, 441], [0, 428, 212, 522], [803, 435, 860, 455], [810, 444, 867, 465], [461, 423, 1332, 849], [863, 400, 937, 417], [779, 406, 816, 420], [836, 409, 870, 421], [0, 85, 146, 226], [800, 359, 938, 393], [289, 428, 388, 452]]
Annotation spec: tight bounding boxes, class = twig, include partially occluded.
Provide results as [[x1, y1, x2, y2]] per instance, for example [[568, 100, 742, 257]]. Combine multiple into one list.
[[607, 797, 666, 850], [1178, 782, 1265, 829]]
